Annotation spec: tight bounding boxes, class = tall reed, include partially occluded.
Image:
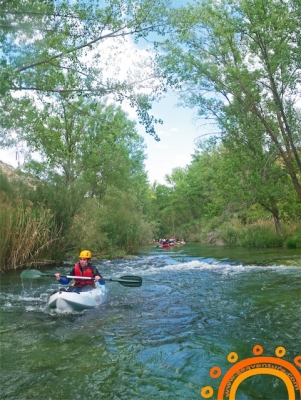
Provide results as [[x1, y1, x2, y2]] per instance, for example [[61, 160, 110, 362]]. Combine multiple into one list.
[[0, 196, 60, 271]]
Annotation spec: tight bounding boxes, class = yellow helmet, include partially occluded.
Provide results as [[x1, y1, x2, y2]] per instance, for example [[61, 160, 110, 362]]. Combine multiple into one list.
[[79, 250, 92, 259]]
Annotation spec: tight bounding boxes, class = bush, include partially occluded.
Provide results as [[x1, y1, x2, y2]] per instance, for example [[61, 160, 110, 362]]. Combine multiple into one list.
[[285, 237, 299, 249], [218, 218, 243, 246], [67, 189, 157, 256], [239, 224, 283, 248], [220, 228, 240, 246], [217, 219, 286, 248]]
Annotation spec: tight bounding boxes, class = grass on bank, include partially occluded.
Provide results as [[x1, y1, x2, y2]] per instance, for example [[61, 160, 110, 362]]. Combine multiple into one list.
[[213, 219, 301, 248], [173, 217, 300, 249]]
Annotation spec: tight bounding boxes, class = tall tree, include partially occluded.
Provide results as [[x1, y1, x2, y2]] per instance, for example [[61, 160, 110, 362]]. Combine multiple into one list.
[[21, 98, 148, 238], [22, 98, 146, 192], [149, 182, 174, 237], [158, 0, 301, 198]]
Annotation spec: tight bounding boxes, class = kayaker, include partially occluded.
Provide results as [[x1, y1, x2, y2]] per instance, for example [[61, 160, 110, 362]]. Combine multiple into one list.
[[55, 250, 103, 292]]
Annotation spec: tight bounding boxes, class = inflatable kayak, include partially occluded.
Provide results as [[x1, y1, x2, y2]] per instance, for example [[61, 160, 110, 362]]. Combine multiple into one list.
[[48, 280, 108, 312], [20, 270, 142, 312]]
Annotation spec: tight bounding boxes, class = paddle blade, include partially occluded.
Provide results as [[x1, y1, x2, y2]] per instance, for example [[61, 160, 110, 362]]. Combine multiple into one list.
[[20, 269, 44, 279], [119, 275, 142, 287], [109, 275, 142, 287], [20, 270, 53, 279]]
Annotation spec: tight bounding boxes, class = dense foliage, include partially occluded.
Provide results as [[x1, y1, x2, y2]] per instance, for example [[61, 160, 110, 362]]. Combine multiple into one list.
[[0, 0, 300, 269], [0, 0, 171, 138], [150, 140, 300, 248], [150, 0, 300, 245], [0, 0, 165, 269]]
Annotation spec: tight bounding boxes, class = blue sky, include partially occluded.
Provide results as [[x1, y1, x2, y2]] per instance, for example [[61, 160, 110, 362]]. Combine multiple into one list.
[[134, 0, 204, 184], [140, 94, 202, 184]]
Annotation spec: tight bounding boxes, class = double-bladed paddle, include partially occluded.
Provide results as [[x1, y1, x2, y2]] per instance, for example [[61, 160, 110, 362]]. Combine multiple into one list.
[[20, 269, 142, 287]]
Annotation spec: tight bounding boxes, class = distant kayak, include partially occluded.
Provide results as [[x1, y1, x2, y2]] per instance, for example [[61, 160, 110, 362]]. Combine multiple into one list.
[[160, 242, 177, 248], [48, 281, 108, 312]]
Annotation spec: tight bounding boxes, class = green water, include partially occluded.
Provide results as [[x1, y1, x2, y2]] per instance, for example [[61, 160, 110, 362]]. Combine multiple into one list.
[[0, 244, 300, 399]]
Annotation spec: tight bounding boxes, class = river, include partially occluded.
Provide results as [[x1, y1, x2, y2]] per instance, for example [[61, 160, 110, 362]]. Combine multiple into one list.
[[0, 244, 300, 399]]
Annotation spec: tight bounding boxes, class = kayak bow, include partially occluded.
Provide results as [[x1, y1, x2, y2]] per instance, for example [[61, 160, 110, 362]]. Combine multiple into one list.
[[48, 281, 108, 312]]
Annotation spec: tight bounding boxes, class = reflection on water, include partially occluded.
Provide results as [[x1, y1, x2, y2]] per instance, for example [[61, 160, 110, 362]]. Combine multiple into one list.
[[0, 244, 300, 399]]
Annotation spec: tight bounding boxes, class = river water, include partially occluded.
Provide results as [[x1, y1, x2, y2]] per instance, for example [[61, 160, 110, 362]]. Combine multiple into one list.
[[0, 244, 300, 400]]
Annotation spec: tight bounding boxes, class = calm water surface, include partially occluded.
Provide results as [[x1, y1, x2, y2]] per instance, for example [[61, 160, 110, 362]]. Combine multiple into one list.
[[0, 244, 300, 399]]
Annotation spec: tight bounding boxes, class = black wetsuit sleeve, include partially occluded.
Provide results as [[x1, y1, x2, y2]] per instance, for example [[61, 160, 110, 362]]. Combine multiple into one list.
[[93, 266, 102, 278]]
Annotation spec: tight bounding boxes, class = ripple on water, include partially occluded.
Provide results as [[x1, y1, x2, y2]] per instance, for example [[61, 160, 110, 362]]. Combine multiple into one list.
[[1, 249, 300, 399]]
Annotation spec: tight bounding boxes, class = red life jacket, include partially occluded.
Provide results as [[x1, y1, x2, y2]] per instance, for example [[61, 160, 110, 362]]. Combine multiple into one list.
[[74, 263, 95, 286]]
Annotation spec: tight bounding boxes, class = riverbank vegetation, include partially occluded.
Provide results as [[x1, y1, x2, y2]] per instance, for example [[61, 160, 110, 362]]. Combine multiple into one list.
[[0, 0, 300, 271]]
